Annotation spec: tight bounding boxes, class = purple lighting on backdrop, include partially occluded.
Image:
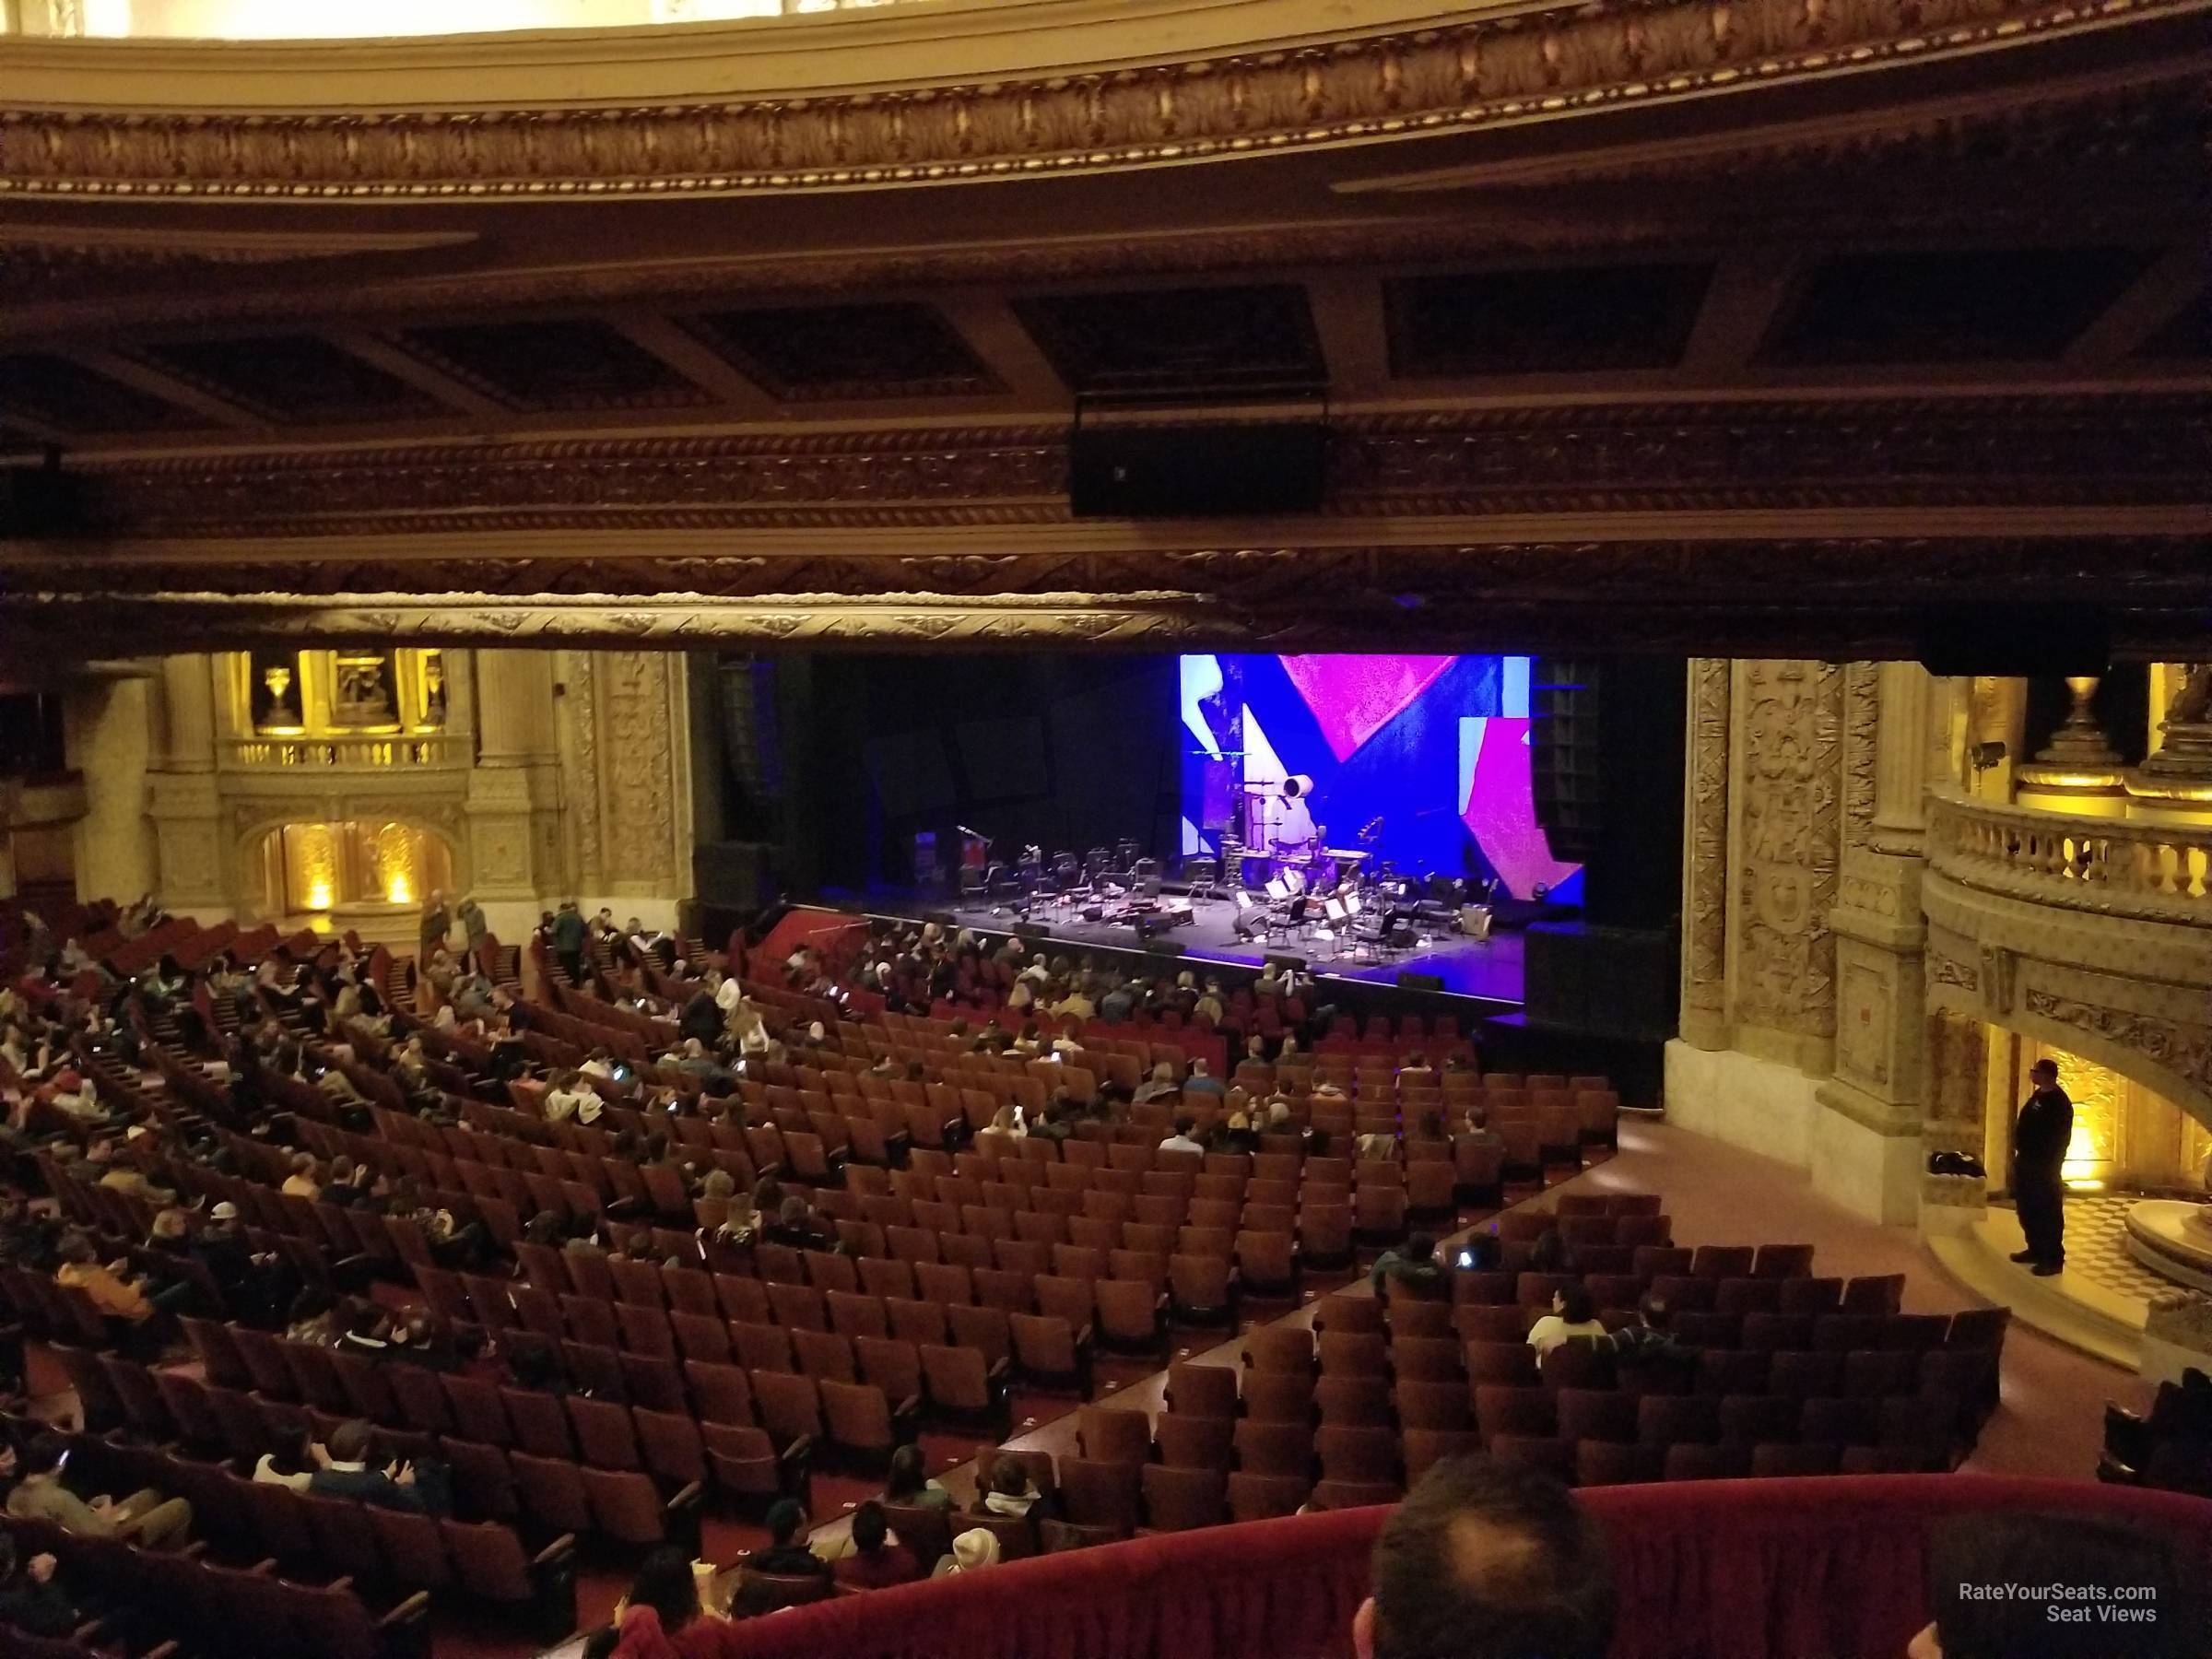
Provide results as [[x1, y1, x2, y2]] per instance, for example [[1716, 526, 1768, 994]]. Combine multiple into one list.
[[1180, 652, 1582, 903]]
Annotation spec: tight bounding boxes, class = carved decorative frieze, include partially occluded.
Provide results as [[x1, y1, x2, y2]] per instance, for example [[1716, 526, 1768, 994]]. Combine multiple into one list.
[[598, 652, 681, 888], [1928, 949, 1980, 994], [2023, 988, 2212, 1098], [1, 0, 2194, 201], [1683, 658, 1732, 1017], [1735, 660, 1842, 1039], [40, 398, 2209, 541], [1842, 663, 1880, 853], [559, 651, 603, 894]]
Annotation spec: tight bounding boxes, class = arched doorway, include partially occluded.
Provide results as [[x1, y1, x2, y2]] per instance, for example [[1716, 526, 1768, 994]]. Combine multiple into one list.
[[250, 818, 456, 931]]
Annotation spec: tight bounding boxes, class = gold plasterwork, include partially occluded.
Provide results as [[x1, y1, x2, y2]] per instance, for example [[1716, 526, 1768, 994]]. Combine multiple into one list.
[[1, 0, 2202, 199]]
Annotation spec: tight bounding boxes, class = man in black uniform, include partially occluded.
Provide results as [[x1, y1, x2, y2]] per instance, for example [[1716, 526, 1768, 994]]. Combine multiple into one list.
[[2009, 1056, 2074, 1276]]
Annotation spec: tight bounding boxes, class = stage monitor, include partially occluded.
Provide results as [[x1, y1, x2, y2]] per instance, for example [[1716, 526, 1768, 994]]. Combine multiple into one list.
[[1397, 971, 1445, 994], [1264, 954, 1306, 972]]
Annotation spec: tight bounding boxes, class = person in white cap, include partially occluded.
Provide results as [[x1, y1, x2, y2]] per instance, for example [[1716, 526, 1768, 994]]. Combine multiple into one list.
[[934, 1528, 1001, 1577]]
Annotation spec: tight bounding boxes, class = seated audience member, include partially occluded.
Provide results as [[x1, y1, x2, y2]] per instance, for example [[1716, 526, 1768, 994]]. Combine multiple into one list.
[[978, 1455, 1041, 1518], [0, 1532, 79, 1637], [745, 1500, 831, 1581], [1371, 1232, 1448, 1299], [279, 1152, 322, 1198], [1209, 1110, 1259, 1155], [1911, 1511, 2200, 1659], [933, 1528, 1001, 1578], [1608, 1294, 1688, 1366], [1354, 1456, 1613, 1659], [608, 1546, 724, 1659], [6, 1434, 193, 1548], [885, 1443, 954, 1512], [1159, 1115, 1206, 1156], [835, 1501, 923, 1591], [1526, 1227, 1569, 1273], [764, 1194, 834, 1252], [53, 1231, 153, 1324], [1525, 1285, 1606, 1356], [1133, 1060, 1181, 1105], [253, 1428, 317, 1493], [981, 1103, 1026, 1144], [307, 1419, 424, 1512], [1182, 1059, 1227, 1100]]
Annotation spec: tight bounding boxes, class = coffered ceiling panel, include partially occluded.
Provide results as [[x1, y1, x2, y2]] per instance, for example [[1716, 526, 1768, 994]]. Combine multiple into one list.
[[1761, 247, 2156, 366], [388, 318, 713, 411], [681, 302, 999, 403], [1384, 264, 1714, 377], [129, 333, 444, 424], [1014, 285, 1324, 396], [0, 350, 206, 435]]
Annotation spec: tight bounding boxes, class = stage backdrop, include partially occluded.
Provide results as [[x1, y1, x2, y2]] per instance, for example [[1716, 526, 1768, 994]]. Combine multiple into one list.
[[1180, 653, 1582, 902]]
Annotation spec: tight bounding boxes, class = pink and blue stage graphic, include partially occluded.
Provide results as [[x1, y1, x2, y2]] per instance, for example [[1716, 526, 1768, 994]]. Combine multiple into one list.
[[1179, 653, 1582, 903]]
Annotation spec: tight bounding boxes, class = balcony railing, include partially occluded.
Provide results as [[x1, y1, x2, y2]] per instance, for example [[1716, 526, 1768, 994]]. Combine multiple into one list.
[[1925, 790, 2211, 927], [223, 735, 462, 770]]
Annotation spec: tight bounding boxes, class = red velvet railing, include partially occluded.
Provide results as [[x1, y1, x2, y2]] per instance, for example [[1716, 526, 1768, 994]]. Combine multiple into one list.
[[711, 1477, 2212, 1659]]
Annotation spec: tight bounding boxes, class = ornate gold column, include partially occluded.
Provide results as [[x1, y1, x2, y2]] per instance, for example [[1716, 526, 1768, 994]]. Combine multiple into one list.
[[1677, 657, 1733, 1052], [146, 653, 229, 915], [554, 650, 692, 927], [1731, 659, 1843, 1076], [465, 649, 562, 932], [63, 666, 158, 906]]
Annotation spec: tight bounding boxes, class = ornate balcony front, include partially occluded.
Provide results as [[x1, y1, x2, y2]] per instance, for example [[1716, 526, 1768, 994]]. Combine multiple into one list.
[[1927, 793, 2211, 930], [1923, 788, 2212, 1132], [220, 734, 465, 771]]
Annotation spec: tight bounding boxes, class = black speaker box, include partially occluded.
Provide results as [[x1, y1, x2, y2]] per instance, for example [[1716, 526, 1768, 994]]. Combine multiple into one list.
[[1525, 923, 1676, 1041], [1916, 606, 2109, 677], [1143, 937, 1182, 957], [0, 462, 85, 539], [1070, 420, 1329, 518], [1014, 923, 1052, 942], [1263, 954, 1307, 972], [690, 841, 777, 912], [1395, 971, 1445, 994]]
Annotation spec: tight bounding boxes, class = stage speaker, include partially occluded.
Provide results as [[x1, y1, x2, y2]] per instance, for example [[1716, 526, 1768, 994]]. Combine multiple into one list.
[[1070, 418, 1329, 518], [1525, 922, 1676, 1041], [0, 456, 85, 539], [1395, 971, 1445, 994], [1144, 938, 1182, 958], [1013, 923, 1052, 942], [1080, 904, 1105, 923], [1915, 606, 2109, 677], [690, 841, 777, 912], [1263, 954, 1306, 972], [1530, 657, 1606, 866]]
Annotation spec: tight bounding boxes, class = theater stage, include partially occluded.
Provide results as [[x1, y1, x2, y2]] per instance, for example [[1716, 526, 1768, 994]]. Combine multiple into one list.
[[811, 888, 1526, 1014]]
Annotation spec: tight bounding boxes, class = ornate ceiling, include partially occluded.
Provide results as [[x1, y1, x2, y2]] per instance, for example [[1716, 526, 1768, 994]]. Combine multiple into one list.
[[0, 0, 2206, 657]]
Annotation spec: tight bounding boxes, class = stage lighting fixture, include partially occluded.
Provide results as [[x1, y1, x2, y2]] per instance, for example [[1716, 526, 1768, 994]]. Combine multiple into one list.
[[1283, 774, 1315, 799]]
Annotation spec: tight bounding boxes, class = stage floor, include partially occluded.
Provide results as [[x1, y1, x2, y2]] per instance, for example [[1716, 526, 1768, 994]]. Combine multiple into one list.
[[814, 888, 1526, 1010]]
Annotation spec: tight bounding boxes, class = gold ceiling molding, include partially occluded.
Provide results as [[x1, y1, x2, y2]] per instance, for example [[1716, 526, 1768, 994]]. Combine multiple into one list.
[[2, 536, 2207, 661], [1, 0, 2199, 200], [48, 395, 2212, 538], [0, 224, 479, 264]]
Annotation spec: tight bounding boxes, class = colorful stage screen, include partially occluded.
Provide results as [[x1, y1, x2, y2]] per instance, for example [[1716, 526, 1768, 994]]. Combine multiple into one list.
[[1178, 653, 1583, 903]]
